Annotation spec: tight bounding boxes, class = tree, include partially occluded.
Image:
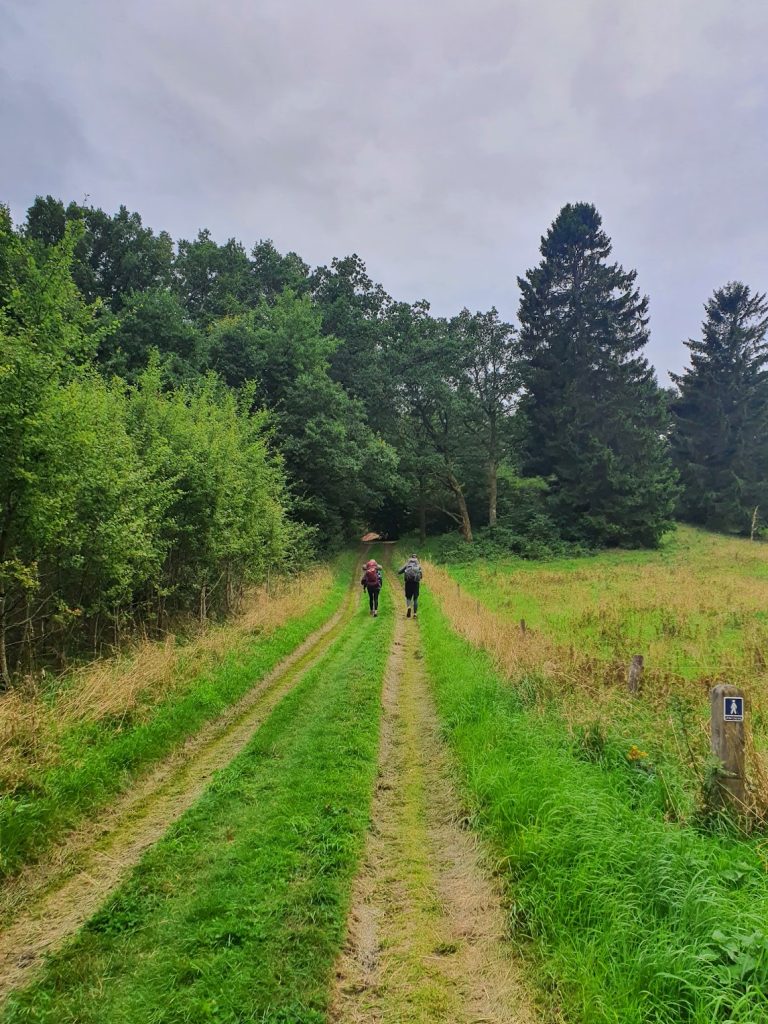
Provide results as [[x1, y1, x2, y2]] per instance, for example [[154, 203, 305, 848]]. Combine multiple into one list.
[[99, 288, 206, 384], [311, 254, 391, 413], [671, 283, 768, 533], [388, 302, 475, 541], [210, 290, 398, 545], [25, 199, 174, 310], [451, 307, 519, 527], [174, 230, 256, 324], [0, 210, 102, 684], [517, 203, 677, 547], [251, 240, 309, 301]]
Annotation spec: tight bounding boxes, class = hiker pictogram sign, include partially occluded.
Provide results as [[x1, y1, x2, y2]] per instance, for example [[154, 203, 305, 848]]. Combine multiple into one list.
[[723, 696, 744, 723]]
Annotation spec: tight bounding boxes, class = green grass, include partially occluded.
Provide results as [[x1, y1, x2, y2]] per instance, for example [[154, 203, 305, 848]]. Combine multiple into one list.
[[0, 555, 354, 881], [433, 525, 768, 682], [3, 580, 394, 1023], [418, 594, 768, 1024]]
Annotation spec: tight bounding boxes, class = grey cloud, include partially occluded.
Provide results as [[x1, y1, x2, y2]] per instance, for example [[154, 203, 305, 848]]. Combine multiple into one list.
[[2, 0, 767, 378]]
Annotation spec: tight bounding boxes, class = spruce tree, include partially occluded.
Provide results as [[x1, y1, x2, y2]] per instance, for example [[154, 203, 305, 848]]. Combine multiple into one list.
[[671, 283, 768, 534], [517, 203, 677, 547]]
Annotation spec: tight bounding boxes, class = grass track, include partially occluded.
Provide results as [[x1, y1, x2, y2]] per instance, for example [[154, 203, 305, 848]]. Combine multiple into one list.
[[0, 555, 353, 880], [3, 579, 394, 1023], [418, 593, 768, 1024]]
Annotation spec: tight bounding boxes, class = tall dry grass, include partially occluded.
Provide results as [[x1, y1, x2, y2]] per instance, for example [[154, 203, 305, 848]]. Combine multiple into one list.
[[0, 566, 333, 791], [426, 559, 768, 820]]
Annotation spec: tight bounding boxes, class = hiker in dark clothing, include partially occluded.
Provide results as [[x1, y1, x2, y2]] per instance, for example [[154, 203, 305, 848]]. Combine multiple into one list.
[[361, 558, 382, 617], [397, 554, 422, 618]]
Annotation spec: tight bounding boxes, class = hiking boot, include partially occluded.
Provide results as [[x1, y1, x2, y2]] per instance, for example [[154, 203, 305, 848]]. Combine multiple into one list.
[[407, 608, 411, 618], [374, 609, 378, 617], [413, 610, 418, 618]]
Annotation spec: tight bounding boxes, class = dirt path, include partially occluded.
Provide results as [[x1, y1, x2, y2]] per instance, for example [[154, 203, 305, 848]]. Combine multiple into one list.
[[0, 575, 360, 1004], [332, 602, 539, 1024]]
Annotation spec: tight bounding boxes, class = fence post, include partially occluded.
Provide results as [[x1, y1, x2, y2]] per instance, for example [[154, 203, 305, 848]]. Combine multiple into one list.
[[627, 654, 644, 695], [520, 618, 527, 635], [710, 684, 746, 811]]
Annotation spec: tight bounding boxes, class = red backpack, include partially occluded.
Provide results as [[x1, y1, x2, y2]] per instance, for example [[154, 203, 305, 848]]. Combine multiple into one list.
[[364, 566, 380, 587]]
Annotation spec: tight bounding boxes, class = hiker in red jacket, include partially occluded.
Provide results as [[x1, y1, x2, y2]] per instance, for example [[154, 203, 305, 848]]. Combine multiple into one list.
[[361, 559, 383, 617]]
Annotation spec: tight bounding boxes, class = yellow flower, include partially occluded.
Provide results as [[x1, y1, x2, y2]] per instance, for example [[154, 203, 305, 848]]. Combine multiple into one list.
[[627, 744, 648, 761]]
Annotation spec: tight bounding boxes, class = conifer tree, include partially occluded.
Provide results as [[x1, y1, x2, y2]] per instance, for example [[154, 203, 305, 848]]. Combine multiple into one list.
[[671, 283, 768, 534], [518, 203, 677, 547]]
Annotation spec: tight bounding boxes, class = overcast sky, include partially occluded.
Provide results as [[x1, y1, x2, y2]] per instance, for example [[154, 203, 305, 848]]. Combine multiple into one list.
[[1, 0, 767, 379]]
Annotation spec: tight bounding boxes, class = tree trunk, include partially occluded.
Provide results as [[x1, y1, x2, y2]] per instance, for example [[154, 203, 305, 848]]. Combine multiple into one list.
[[0, 592, 10, 690], [418, 477, 427, 544], [456, 489, 473, 542], [446, 471, 473, 542], [488, 460, 498, 528]]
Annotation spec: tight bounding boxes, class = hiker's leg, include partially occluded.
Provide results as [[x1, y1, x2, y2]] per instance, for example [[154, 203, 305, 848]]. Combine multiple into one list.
[[413, 582, 420, 614], [373, 588, 379, 610], [368, 587, 375, 611]]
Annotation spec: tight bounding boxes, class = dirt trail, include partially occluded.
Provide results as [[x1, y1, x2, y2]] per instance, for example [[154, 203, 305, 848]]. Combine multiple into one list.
[[332, 600, 539, 1024], [0, 575, 360, 1004]]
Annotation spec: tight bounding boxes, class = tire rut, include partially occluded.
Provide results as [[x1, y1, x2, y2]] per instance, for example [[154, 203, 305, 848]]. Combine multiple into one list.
[[0, 573, 361, 1005], [332, 596, 538, 1024]]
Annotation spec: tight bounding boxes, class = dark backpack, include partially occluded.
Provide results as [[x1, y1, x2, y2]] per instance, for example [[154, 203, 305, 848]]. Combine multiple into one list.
[[364, 566, 380, 587], [404, 562, 421, 582]]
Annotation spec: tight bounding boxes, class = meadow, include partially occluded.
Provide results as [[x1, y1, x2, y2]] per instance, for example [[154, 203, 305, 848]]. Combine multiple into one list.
[[428, 526, 768, 822]]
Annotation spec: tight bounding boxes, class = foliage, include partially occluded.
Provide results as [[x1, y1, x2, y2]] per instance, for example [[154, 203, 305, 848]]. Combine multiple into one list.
[[517, 202, 678, 547], [672, 282, 768, 534], [0, 211, 302, 683]]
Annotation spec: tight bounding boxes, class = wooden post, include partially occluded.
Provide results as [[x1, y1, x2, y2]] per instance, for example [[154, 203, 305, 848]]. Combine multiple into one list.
[[627, 654, 644, 695], [710, 684, 746, 811], [520, 618, 527, 635]]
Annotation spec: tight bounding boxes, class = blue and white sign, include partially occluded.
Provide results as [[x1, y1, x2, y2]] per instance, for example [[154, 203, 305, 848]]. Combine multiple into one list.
[[723, 696, 744, 723]]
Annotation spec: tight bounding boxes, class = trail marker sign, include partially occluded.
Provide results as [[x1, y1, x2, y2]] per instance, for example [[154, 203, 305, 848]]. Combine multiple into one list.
[[724, 696, 744, 723], [710, 684, 746, 812]]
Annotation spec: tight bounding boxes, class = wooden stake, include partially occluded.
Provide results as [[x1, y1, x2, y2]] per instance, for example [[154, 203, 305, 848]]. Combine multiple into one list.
[[627, 654, 644, 695], [520, 618, 527, 635], [710, 683, 746, 811]]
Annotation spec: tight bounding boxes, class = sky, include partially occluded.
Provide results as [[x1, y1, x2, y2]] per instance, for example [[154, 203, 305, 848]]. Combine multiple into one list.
[[1, 0, 767, 380]]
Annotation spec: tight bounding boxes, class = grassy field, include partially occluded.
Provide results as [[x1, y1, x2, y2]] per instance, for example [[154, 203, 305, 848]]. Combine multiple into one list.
[[418, 593, 768, 1024], [2, 582, 394, 1023], [441, 526, 768, 684], [427, 527, 768, 820], [0, 557, 351, 880]]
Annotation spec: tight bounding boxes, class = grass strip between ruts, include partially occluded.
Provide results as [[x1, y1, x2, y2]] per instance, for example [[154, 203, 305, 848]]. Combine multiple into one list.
[[3, 577, 393, 1024], [1, 553, 354, 881], [418, 594, 768, 1024]]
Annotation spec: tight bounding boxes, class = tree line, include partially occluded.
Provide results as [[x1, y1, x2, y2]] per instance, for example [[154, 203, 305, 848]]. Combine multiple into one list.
[[2, 194, 767, 683]]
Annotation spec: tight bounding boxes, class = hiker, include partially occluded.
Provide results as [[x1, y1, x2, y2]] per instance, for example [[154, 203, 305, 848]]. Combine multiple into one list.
[[361, 558, 383, 617], [397, 554, 422, 618]]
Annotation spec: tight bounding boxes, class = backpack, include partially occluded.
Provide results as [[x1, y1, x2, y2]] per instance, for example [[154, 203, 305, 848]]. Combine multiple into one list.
[[364, 566, 380, 587], [404, 562, 422, 582]]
